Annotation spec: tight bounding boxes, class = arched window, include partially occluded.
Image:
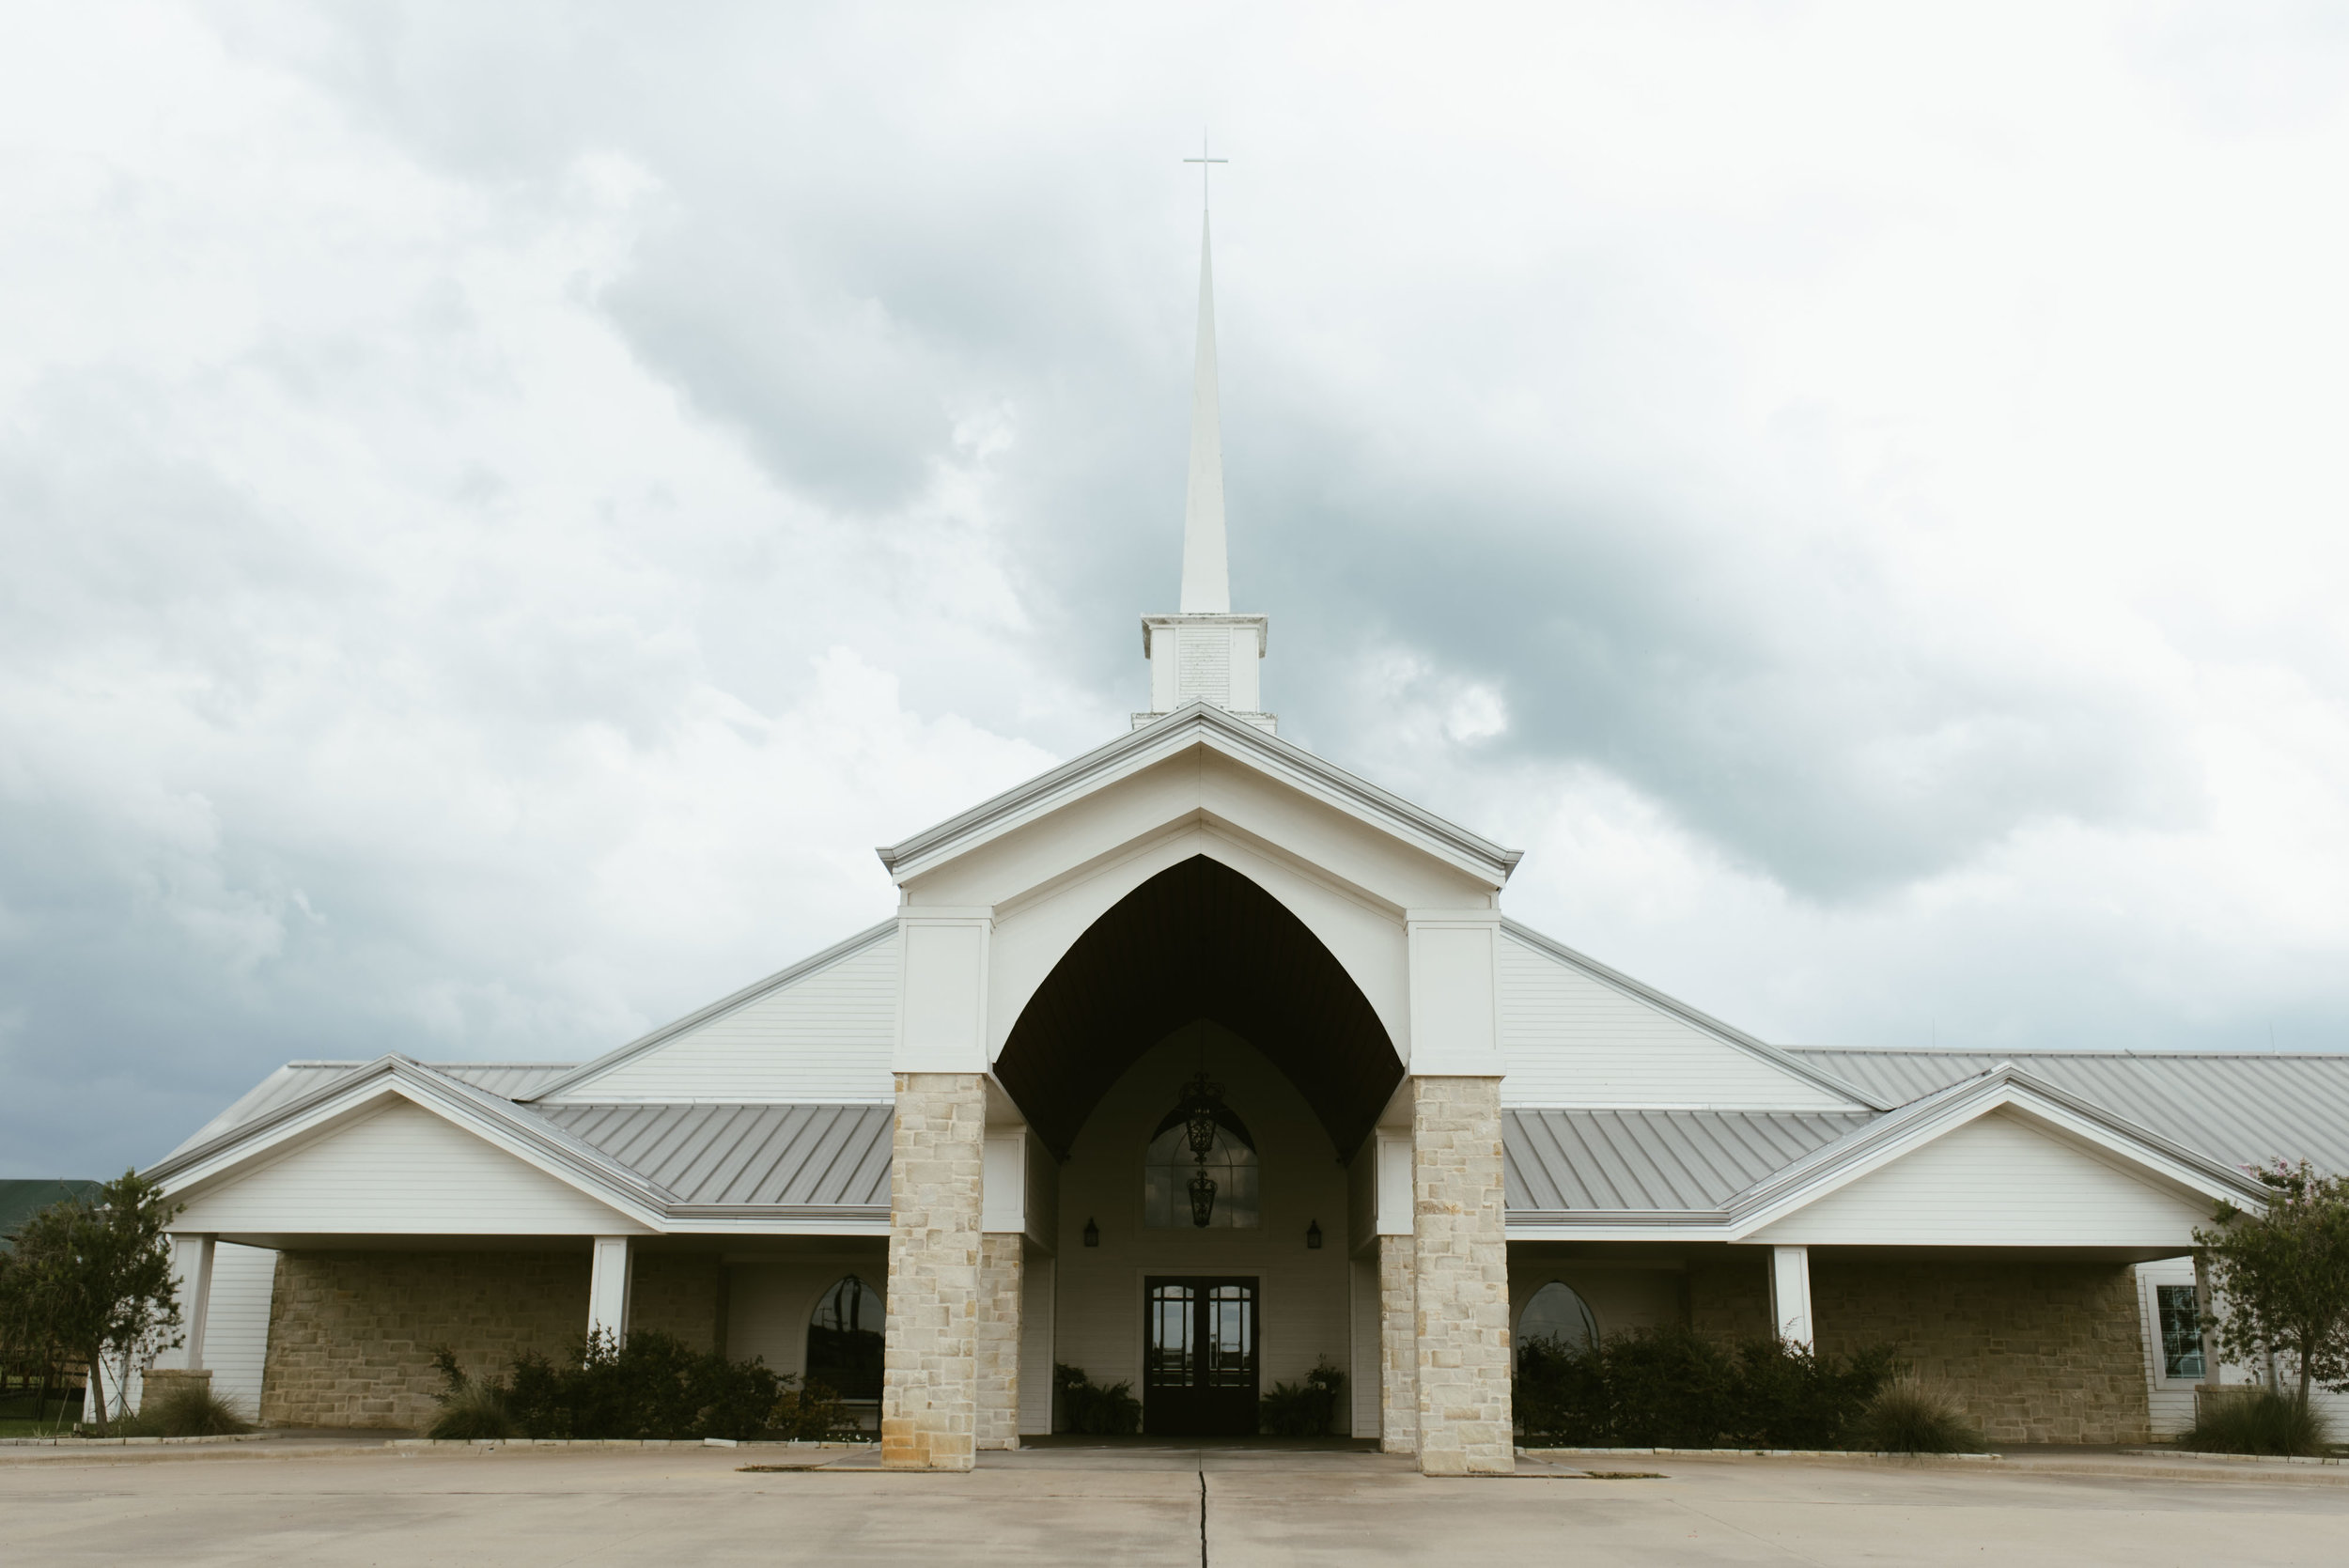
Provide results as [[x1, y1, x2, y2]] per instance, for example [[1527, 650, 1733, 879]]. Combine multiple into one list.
[[806, 1275, 885, 1401], [1143, 1113, 1259, 1229], [1516, 1281, 1599, 1366]]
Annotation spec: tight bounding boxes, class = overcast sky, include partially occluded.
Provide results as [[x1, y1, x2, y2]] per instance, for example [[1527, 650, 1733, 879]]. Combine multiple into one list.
[[5, 2, 2348, 1177]]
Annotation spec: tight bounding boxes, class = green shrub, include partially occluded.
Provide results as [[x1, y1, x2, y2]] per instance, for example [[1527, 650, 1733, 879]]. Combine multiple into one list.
[[1514, 1327, 1895, 1449], [1847, 1376, 1980, 1454], [1054, 1362, 1141, 1436], [1258, 1359, 1346, 1436], [128, 1381, 252, 1436], [768, 1379, 850, 1440], [428, 1333, 843, 1441], [2181, 1387, 2331, 1457]]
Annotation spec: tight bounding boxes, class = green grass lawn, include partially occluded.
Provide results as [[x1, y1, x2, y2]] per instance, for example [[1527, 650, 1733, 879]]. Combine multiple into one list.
[[0, 1392, 86, 1436]]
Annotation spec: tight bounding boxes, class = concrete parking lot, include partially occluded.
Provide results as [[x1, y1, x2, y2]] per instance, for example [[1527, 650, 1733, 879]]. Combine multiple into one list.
[[8, 1438, 2349, 1565]]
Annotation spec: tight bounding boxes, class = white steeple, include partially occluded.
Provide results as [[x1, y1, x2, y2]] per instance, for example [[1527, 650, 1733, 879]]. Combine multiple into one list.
[[1179, 212, 1230, 613], [1138, 184, 1273, 735]]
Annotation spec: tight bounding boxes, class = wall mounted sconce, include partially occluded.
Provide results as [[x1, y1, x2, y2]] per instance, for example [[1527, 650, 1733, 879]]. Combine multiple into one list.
[[1305, 1219, 1323, 1250], [1082, 1217, 1100, 1248]]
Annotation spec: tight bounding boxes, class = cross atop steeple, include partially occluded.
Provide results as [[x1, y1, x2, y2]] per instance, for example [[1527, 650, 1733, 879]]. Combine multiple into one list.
[[1136, 148, 1272, 736]]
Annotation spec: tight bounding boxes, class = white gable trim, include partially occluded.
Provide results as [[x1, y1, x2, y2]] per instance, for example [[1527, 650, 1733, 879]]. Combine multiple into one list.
[[876, 702, 1523, 890], [518, 921, 896, 1104], [1724, 1073, 2257, 1240], [148, 1058, 894, 1237], [151, 1058, 669, 1230], [1503, 1065, 2268, 1243], [1499, 920, 1884, 1111]]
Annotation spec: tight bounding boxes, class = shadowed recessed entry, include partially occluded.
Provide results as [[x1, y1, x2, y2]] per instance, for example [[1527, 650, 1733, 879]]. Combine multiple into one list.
[[994, 855, 1403, 1158], [1143, 1277, 1259, 1436]]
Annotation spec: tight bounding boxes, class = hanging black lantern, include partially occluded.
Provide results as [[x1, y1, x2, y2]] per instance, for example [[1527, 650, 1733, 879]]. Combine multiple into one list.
[[1082, 1217, 1099, 1248], [1189, 1168, 1219, 1229], [1306, 1219, 1323, 1250], [1177, 1071, 1224, 1159]]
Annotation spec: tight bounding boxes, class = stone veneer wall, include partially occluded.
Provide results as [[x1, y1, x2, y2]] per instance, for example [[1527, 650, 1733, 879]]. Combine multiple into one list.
[[1687, 1252, 1771, 1341], [1378, 1234, 1417, 1454], [881, 1072, 987, 1470], [1410, 1076, 1514, 1474], [260, 1250, 588, 1430], [975, 1234, 1023, 1450], [1812, 1253, 2151, 1445], [629, 1252, 726, 1354]]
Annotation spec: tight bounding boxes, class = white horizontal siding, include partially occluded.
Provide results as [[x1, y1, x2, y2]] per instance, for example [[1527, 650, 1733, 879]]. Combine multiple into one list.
[[2135, 1259, 2349, 1436], [173, 1101, 642, 1235], [202, 1243, 275, 1421], [1019, 1254, 1054, 1436], [1751, 1109, 2213, 1246], [552, 937, 898, 1103], [1497, 933, 1852, 1110]]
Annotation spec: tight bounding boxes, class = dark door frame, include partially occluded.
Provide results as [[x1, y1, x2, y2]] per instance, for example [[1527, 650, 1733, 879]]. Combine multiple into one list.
[[1142, 1275, 1261, 1436]]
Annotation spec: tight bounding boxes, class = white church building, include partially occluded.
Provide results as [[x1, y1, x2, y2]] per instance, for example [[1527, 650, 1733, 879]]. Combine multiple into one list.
[[142, 216, 2349, 1472]]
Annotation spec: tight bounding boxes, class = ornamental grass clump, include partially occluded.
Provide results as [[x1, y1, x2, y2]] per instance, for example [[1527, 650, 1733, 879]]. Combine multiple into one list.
[[129, 1381, 253, 1436], [1847, 1376, 1980, 1454], [425, 1349, 520, 1441], [2181, 1388, 2330, 1457]]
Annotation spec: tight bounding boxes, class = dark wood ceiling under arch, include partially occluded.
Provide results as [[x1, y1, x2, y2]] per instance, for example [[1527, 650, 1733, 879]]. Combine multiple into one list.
[[994, 855, 1403, 1160]]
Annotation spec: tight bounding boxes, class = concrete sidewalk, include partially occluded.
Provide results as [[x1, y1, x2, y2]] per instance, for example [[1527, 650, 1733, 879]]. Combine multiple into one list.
[[8, 1439, 2348, 1565]]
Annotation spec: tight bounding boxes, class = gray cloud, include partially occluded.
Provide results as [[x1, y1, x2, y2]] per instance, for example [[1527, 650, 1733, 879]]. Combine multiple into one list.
[[4, 2, 2346, 1176]]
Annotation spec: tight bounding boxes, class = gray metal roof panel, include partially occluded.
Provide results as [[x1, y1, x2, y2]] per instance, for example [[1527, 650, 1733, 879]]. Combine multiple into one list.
[[1788, 1049, 2349, 1175], [167, 1062, 581, 1158], [1503, 1109, 1878, 1211], [529, 1103, 894, 1207]]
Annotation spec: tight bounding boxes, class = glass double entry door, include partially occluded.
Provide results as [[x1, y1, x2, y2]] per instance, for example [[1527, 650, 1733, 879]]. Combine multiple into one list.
[[1143, 1277, 1260, 1436]]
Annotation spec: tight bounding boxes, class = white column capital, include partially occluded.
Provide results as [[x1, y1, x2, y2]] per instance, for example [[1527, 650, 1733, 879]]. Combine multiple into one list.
[[894, 909, 994, 1074], [1404, 914, 1504, 1076]]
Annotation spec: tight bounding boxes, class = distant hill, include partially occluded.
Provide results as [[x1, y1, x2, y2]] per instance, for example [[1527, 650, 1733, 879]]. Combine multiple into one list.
[[0, 1179, 101, 1247]]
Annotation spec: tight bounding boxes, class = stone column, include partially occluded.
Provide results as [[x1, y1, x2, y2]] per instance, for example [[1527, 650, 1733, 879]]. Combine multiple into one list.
[[975, 1234, 1024, 1450], [882, 1071, 987, 1471], [1378, 1234, 1418, 1454], [1411, 1075, 1514, 1475]]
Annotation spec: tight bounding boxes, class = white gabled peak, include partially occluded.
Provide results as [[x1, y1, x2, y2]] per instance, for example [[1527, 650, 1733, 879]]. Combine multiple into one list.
[[1141, 205, 1273, 735]]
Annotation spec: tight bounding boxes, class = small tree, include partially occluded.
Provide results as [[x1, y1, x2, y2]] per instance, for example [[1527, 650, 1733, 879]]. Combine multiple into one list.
[[2195, 1160, 2349, 1405], [0, 1172, 183, 1434]]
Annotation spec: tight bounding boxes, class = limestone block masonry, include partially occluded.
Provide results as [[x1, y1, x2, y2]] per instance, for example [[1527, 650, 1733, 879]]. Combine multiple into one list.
[[882, 1072, 988, 1470], [261, 1250, 589, 1430], [1812, 1253, 2152, 1445], [1410, 1076, 1514, 1475], [1377, 1234, 1417, 1454], [975, 1234, 1023, 1450]]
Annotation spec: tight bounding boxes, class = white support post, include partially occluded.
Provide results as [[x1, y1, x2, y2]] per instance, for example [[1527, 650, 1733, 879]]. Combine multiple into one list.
[[169, 1234, 218, 1370], [587, 1236, 633, 1346], [2194, 1251, 2222, 1389], [1769, 1245, 1813, 1350]]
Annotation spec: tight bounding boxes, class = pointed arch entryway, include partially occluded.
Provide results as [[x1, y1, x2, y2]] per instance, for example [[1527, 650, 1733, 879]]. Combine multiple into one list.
[[993, 854, 1404, 1161]]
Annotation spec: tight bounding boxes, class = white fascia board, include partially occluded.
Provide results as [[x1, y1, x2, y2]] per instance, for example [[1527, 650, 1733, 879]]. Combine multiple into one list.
[[876, 703, 1523, 890], [661, 1207, 891, 1236], [1498, 919, 1889, 1111], [519, 920, 898, 1103], [1720, 1067, 2268, 1240], [149, 1058, 674, 1231]]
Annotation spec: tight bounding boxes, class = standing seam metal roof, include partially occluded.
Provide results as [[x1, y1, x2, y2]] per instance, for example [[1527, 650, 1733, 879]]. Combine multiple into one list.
[[1503, 1109, 1879, 1211], [527, 1104, 894, 1207], [1788, 1050, 2349, 1176]]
